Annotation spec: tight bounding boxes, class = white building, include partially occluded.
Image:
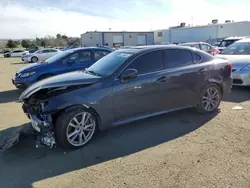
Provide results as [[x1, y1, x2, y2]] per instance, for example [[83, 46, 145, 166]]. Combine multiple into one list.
[[81, 31, 154, 48], [154, 21, 250, 44]]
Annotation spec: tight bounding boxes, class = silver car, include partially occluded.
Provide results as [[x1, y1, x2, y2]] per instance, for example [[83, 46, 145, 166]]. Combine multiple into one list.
[[216, 38, 250, 86]]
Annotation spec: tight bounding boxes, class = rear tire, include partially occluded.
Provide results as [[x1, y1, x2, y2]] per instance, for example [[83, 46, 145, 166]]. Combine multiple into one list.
[[197, 83, 222, 113], [31, 56, 38, 63], [55, 107, 97, 149]]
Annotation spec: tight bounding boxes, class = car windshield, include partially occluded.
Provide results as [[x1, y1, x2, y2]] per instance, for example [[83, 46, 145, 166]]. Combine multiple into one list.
[[45, 51, 71, 63], [218, 40, 238, 47], [86, 51, 133, 77], [220, 42, 250, 55]]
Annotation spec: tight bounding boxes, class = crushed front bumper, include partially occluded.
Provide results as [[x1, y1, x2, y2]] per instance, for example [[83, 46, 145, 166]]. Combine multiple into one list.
[[22, 103, 56, 148]]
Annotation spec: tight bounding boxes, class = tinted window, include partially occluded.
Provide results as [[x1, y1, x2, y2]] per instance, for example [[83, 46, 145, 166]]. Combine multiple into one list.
[[219, 40, 238, 47], [42, 50, 50, 53], [69, 51, 92, 63], [220, 42, 250, 55], [194, 45, 201, 49], [165, 50, 193, 68], [94, 50, 110, 61], [126, 51, 164, 75], [49, 49, 57, 52], [13, 50, 22, 53], [200, 44, 211, 51]]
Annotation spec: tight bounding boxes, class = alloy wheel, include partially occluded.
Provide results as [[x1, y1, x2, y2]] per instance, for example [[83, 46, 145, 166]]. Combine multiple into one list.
[[66, 112, 96, 146], [202, 87, 220, 112]]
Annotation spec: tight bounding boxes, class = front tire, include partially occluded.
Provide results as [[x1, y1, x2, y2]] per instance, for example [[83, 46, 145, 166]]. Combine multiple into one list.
[[197, 84, 222, 113], [31, 56, 38, 63], [55, 107, 97, 149]]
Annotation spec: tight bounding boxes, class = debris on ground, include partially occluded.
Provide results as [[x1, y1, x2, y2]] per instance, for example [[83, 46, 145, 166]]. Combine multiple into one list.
[[232, 106, 243, 110]]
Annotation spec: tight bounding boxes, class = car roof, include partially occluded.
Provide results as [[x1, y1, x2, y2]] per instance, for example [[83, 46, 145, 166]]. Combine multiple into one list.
[[116, 45, 199, 54], [178, 42, 209, 46], [235, 38, 250, 43], [68, 47, 114, 52], [224, 36, 248, 40]]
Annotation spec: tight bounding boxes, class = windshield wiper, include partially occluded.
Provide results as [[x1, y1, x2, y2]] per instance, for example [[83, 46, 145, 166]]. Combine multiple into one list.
[[86, 70, 102, 77]]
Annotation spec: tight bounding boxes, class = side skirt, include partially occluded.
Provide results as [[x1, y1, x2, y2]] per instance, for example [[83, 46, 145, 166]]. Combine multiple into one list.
[[113, 106, 193, 126]]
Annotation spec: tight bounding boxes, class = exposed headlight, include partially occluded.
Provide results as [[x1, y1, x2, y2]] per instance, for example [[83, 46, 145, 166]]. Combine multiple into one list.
[[20, 72, 36, 78], [240, 64, 250, 71]]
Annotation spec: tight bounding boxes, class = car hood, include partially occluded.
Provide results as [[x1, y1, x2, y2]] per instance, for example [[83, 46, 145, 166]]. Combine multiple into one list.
[[19, 71, 101, 100], [17, 62, 48, 73], [216, 54, 250, 69]]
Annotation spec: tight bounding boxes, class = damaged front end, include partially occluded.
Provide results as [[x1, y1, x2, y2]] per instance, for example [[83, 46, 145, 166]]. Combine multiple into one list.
[[22, 98, 56, 148], [18, 71, 101, 149]]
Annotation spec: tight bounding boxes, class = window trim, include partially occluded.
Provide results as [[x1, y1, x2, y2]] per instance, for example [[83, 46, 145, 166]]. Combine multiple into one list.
[[115, 49, 165, 80], [192, 53, 203, 64]]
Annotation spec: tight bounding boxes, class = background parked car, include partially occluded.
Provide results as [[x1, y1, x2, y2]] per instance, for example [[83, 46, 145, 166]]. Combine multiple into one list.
[[22, 48, 61, 63], [179, 42, 220, 55], [19, 45, 232, 149], [216, 38, 250, 86], [217, 36, 248, 52], [26, 46, 39, 53], [13, 47, 113, 89], [4, 50, 29, 57]]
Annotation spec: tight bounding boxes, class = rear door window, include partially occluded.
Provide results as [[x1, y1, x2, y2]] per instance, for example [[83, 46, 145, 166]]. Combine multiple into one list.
[[68, 51, 92, 64], [126, 50, 164, 75], [164, 49, 193, 68], [42, 49, 50, 53], [94, 50, 111, 61]]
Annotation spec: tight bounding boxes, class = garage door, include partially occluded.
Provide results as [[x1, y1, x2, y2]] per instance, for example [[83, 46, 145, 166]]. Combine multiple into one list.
[[113, 35, 124, 43], [137, 34, 147, 45]]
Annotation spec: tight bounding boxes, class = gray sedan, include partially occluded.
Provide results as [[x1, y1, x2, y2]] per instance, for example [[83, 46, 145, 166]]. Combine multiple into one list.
[[217, 38, 250, 86], [20, 45, 232, 149]]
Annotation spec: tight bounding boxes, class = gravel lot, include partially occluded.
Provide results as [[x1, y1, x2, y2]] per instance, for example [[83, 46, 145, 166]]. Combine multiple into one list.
[[0, 56, 250, 188]]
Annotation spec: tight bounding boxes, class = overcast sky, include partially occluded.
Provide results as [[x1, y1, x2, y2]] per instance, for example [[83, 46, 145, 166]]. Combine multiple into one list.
[[0, 0, 249, 39]]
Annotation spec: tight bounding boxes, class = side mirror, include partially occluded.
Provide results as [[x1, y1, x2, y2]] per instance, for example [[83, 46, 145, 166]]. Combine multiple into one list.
[[120, 68, 138, 82]]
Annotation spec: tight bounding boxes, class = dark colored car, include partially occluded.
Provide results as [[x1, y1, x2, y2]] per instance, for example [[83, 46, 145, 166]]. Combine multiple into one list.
[[179, 42, 220, 55], [20, 45, 232, 149], [12, 47, 113, 89]]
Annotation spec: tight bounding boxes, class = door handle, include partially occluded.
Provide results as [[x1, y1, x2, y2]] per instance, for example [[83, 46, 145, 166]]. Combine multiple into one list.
[[156, 76, 168, 83]]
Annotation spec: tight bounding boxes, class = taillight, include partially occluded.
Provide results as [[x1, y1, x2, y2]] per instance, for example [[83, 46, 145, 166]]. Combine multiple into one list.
[[228, 63, 232, 72]]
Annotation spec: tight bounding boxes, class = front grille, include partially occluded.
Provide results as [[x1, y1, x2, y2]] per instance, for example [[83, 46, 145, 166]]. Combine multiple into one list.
[[233, 79, 243, 84], [22, 103, 42, 115]]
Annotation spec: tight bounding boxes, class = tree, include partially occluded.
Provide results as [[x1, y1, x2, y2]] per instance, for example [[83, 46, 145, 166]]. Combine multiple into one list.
[[40, 40, 46, 48], [21, 40, 30, 48], [61, 35, 68, 40], [6, 40, 17, 48], [56, 33, 61, 39]]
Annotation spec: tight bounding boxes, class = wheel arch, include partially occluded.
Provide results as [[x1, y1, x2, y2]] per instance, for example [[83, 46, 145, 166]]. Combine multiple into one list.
[[52, 104, 102, 131]]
